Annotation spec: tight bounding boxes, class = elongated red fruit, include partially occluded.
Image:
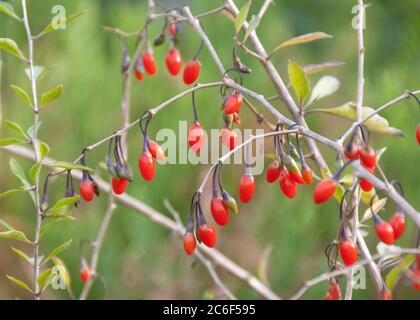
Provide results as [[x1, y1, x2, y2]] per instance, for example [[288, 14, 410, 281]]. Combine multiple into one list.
[[266, 160, 281, 183], [142, 50, 157, 75], [379, 288, 393, 300], [416, 124, 420, 145], [224, 93, 243, 115], [239, 175, 256, 203], [138, 151, 155, 181], [80, 266, 91, 283], [360, 146, 377, 168], [339, 238, 358, 266], [168, 22, 177, 38], [183, 232, 196, 255], [389, 211, 405, 240], [289, 170, 306, 184], [80, 180, 94, 202], [147, 139, 165, 161], [188, 122, 205, 153], [328, 282, 342, 300], [198, 224, 217, 248], [112, 177, 128, 195], [279, 172, 297, 199], [374, 216, 395, 245], [220, 128, 238, 151], [183, 60, 201, 84], [344, 142, 360, 160], [134, 68, 143, 81], [165, 48, 182, 75], [314, 178, 336, 204], [301, 167, 313, 184], [210, 197, 229, 226]]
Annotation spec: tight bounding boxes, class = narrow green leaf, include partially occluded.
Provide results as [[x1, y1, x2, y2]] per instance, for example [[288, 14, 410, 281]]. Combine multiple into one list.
[[48, 196, 80, 213], [40, 217, 69, 237], [0, 38, 27, 61], [0, 137, 27, 146], [6, 120, 30, 139], [7, 275, 32, 293], [386, 255, 415, 290], [10, 85, 33, 108], [0, 230, 31, 243], [37, 268, 53, 290], [0, 218, 13, 230], [333, 184, 345, 204], [307, 76, 340, 106], [275, 32, 332, 50], [0, 188, 26, 199], [25, 65, 57, 82], [235, 0, 251, 33], [49, 161, 93, 172], [39, 141, 50, 158], [11, 247, 33, 265], [244, 15, 260, 41], [9, 159, 30, 187], [36, 11, 85, 38], [46, 206, 72, 217], [43, 239, 72, 264], [302, 61, 345, 75], [0, 1, 20, 20], [41, 84, 63, 107], [29, 162, 42, 182], [288, 60, 310, 104], [311, 102, 405, 137]]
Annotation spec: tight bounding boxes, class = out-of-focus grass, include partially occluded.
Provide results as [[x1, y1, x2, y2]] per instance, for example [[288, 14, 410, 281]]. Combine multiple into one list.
[[0, 0, 419, 299]]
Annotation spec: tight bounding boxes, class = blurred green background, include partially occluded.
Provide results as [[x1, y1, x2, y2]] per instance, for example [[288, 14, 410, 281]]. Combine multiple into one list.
[[0, 0, 419, 299]]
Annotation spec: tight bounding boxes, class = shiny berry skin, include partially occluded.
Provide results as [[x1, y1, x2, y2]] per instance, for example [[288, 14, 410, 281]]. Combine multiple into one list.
[[80, 180, 94, 202], [344, 142, 360, 160], [220, 128, 238, 151], [416, 124, 420, 145], [168, 22, 176, 38], [413, 269, 420, 290], [389, 212, 405, 240], [138, 151, 155, 181], [147, 139, 165, 161], [324, 293, 333, 300], [142, 50, 157, 75], [188, 122, 205, 153], [359, 178, 373, 192], [211, 197, 229, 226], [134, 68, 143, 81], [360, 146, 377, 169], [165, 48, 182, 76], [183, 232, 196, 255], [80, 266, 91, 283], [374, 218, 395, 245], [239, 175, 256, 203], [339, 238, 358, 266], [112, 177, 128, 195], [183, 60, 201, 85], [301, 167, 313, 184], [313, 178, 336, 204], [224, 93, 243, 115], [289, 170, 306, 184], [198, 224, 217, 248], [266, 160, 281, 183], [279, 172, 297, 199], [233, 113, 241, 125], [328, 282, 342, 300]]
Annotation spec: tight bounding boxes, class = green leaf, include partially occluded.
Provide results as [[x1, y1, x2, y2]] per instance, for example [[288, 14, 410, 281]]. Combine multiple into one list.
[[0, 230, 31, 243], [0, 188, 26, 199], [48, 196, 80, 213], [302, 61, 345, 75], [40, 217, 69, 237], [307, 76, 340, 106], [361, 198, 387, 222], [29, 141, 50, 182], [39, 141, 50, 158], [46, 206, 72, 217], [6, 120, 30, 139], [9, 159, 30, 187], [0, 137, 27, 146], [0, 38, 27, 61], [37, 269, 53, 290], [244, 15, 260, 41], [7, 275, 32, 293], [29, 162, 42, 182], [311, 102, 405, 137], [43, 239, 72, 264], [333, 183, 345, 204], [0, 218, 13, 230], [36, 10, 85, 38], [49, 161, 93, 172], [386, 255, 415, 290], [235, 0, 251, 33], [0, 1, 20, 20], [288, 61, 310, 104], [51, 257, 71, 288], [275, 32, 332, 50], [10, 85, 33, 108], [24, 65, 57, 82], [11, 247, 32, 265], [41, 84, 63, 107]]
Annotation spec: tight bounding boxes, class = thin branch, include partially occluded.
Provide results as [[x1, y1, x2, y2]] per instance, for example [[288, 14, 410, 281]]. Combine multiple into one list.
[[1, 144, 281, 300], [257, 0, 273, 20], [21, 0, 43, 300]]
